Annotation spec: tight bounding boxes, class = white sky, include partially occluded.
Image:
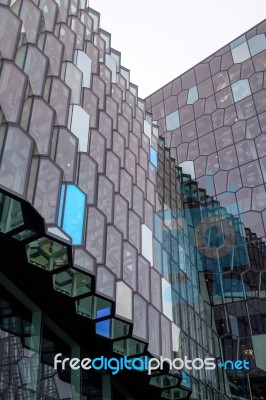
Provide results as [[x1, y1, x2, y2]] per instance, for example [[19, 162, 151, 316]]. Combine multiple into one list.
[[90, 0, 265, 98]]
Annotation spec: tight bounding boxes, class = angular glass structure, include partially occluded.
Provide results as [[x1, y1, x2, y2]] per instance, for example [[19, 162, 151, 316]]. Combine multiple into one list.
[[146, 19, 266, 400], [0, 1, 265, 399]]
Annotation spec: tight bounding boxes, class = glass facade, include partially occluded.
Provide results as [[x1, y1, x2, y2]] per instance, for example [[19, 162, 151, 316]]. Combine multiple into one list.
[[146, 19, 266, 400], [0, 1, 265, 399]]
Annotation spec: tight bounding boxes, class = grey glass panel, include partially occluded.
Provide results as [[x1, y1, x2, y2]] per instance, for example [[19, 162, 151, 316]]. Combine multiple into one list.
[[106, 151, 120, 191], [78, 154, 97, 204], [55, 128, 77, 181], [62, 62, 82, 104], [89, 130, 106, 173], [123, 242, 137, 290], [27, 98, 54, 155], [148, 306, 161, 357], [235, 140, 257, 165], [33, 159, 61, 223], [24, 46, 47, 95], [43, 33, 63, 76], [151, 269, 162, 311], [0, 62, 26, 122], [97, 176, 114, 223], [49, 78, 70, 125], [96, 267, 115, 299], [114, 194, 128, 238], [133, 295, 147, 340], [0, 8, 20, 59], [19, 0, 41, 43], [106, 226, 122, 277], [138, 255, 150, 300], [86, 207, 106, 264], [0, 126, 32, 196], [161, 315, 172, 359]]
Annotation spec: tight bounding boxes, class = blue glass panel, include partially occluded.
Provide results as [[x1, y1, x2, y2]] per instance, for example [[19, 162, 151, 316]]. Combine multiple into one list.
[[150, 147, 158, 168], [166, 110, 180, 131], [57, 184, 66, 227], [96, 306, 111, 318], [248, 34, 266, 56], [181, 371, 192, 389], [231, 79, 251, 103], [187, 86, 198, 105], [59, 184, 86, 245], [96, 319, 110, 338]]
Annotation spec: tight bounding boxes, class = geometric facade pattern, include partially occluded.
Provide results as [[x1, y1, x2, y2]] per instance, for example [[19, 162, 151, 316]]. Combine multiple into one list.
[[146, 20, 266, 243], [0, 1, 265, 399], [146, 19, 266, 400]]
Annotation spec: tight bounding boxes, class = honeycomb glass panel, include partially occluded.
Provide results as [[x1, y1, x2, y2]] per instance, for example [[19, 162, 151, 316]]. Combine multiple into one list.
[[26, 237, 68, 271], [75, 295, 112, 320], [0, 7, 21, 59], [0, 193, 23, 233], [53, 268, 91, 297], [113, 338, 145, 357], [0, 62, 26, 122], [166, 110, 180, 131], [12, 229, 35, 242], [0, 126, 32, 196], [96, 318, 130, 339]]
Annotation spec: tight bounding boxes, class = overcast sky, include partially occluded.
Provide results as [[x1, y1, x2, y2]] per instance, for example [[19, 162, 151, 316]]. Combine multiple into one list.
[[90, 0, 265, 98]]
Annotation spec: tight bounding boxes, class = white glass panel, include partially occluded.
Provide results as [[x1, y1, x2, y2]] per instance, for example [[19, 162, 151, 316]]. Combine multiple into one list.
[[231, 42, 250, 63], [68, 105, 90, 151], [141, 224, 153, 266], [232, 79, 251, 102], [115, 281, 133, 320], [161, 278, 173, 321], [166, 110, 180, 131], [144, 120, 152, 140], [172, 323, 181, 352], [178, 161, 195, 179], [105, 54, 117, 83], [75, 50, 92, 88], [47, 226, 71, 242]]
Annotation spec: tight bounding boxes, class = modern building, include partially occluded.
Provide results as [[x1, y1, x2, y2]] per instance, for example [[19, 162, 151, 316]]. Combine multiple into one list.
[[0, 1, 265, 399], [146, 20, 266, 400]]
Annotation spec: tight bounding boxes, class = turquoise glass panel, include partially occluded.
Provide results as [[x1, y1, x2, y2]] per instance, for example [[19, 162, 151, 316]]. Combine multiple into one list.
[[181, 371, 192, 389], [150, 147, 158, 168], [58, 184, 86, 245]]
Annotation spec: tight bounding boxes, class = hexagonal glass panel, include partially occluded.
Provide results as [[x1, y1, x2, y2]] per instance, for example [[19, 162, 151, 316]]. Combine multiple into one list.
[[113, 338, 145, 357], [12, 229, 35, 241], [150, 375, 179, 389], [26, 237, 68, 271], [75, 295, 112, 320], [53, 268, 91, 297], [96, 318, 130, 339], [0, 193, 24, 233]]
